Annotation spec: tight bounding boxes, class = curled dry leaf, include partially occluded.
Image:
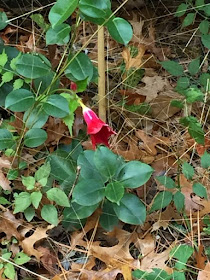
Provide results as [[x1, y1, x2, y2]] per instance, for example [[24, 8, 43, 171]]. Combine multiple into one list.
[[0, 211, 22, 240], [0, 157, 12, 191], [122, 45, 146, 70]]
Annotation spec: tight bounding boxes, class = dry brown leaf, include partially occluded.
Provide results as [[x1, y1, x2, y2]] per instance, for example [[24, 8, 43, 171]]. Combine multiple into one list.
[[37, 246, 59, 275], [0, 211, 22, 240], [197, 262, 210, 280], [137, 76, 170, 102], [122, 45, 146, 70], [0, 157, 12, 191], [194, 244, 207, 270], [20, 226, 52, 261]]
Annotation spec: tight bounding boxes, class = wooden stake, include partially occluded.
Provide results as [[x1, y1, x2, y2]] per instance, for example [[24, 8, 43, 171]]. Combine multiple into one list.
[[98, 25, 106, 122]]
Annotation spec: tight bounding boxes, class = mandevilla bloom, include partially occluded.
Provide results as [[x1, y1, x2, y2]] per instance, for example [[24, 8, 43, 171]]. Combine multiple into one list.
[[70, 81, 77, 91], [80, 102, 116, 149]]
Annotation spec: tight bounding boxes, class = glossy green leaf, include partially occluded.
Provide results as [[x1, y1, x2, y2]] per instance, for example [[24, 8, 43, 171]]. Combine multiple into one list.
[[24, 207, 35, 222], [41, 204, 58, 225], [5, 89, 35, 112], [31, 191, 42, 209], [94, 146, 121, 179], [117, 161, 153, 188], [23, 106, 49, 129], [63, 201, 98, 220], [14, 192, 32, 213], [0, 12, 8, 30], [7, 169, 18, 180], [113, 193, 146, 225], [201, 34, 210, 49], [160, 60, 184, 76], [47, 188, 70, 207], [156, 176, 176, 189], [175, 3, 188, 17], [182, 162, 194, 180], [182, 13, 195, 28], [65, 52, 93, 82], [150, 191, 173, 212], [72, 179, 105, 206], [105, 182, 124, 204], [201, 151, 210, 169], [0, 129, 15, 149], [188, 57, 200, 75], [16, 53, 51, 79], [46, 23, 71, 45], [34, 72, 59, 95], [79, 0, 111, 25], [24, 128, 47, 148], [100, 200, 119, 231], [193, 182, 207, 199], [49, 0, 78, 28], [43, 94, 70, 118], [106, 17, 133, 45], [173, 191, 185, 212], [199, 20, 209, 35], [14, 252, 30, 265]]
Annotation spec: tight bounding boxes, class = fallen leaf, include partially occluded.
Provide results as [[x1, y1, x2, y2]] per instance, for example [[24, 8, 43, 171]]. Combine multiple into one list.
[[198, 262, 210, 280], [122, 45, 146, 70], [0, 211, 22, 240]]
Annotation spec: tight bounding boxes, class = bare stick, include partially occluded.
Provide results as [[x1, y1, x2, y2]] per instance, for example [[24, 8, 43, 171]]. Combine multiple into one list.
[[98, 25, 106, 122]]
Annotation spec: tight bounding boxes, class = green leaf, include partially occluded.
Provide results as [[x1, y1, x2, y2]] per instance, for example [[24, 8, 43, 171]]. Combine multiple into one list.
[[63, 201, 98, 220], [172, 271, 186, 280], [199, 20, 209, 35], [170, 100, 184, 109], [170, 244, 194, 270], [160, 61, 184, 76], [14, 252, 30, 265], [99, 200, 119, 231], [62, 216, 86, 231], [1, 71, 13, 86], [200, 73, 210, 91], [188, 57, 200, 75], [24, 128, 47, 148], [201, 34, 210, 49], [105, 182, 124, 204], [16, 53, 51, 79], [31, 191, 42, 209], [150, 191, 173, 212], [79, 0, 111, 25], [2, 252, 12, 260], [0, 129, 15, 150], [0, 197, 11, 205], [35, 162, 51, 186], [14, 192, 31, 213], [176, 76, 190, 91], [47, 188, 70, 207], [41, 204, 58, 225], [173, 191, 185, 212], [113, 193, 146, 225], [43, 94, 70, 118], [48, 150, 76, 185], [117, 161, 153, 188], [182, 162, 194, 180], [193, 182, 207, 199], [49, 0, 78, 28], [201, 151, 210, 169], [72, 179, 105, 206], [94, 146, 120, 179], [106, 17, 133, 45], [175, 3, 188, 17], [195, 0, 205, 10], [31, 14, 50, 31], [133, 268, 171, 280], [46, 23, 71, 45], [0, 12, 8, 30], [188, 121, 204, 145], [185, 87, 204, 103], [156, 176, 176, 189], [182, 13, 195, 28], [34, 71, 59, 95], [5, 89, 35, 112], [7, 169, 18, 180], [65, 52, 93, 82], [13, 78, 24, 90], [3, 263, 15, 280], [24, 206, 35, 222], [77, 150, 105, 182], [23, 106, 49, 129], [22, 176, 35, 190], [0, 49, 8, 67]]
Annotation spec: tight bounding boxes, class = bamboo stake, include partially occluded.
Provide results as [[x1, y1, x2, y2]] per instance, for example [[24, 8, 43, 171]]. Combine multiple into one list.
[[98, 25, 106, 122]]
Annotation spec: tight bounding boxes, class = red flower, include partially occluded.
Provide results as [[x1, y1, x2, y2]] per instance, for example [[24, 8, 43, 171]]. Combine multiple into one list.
[[81, 104, 116, 149], [70, 81, 77, 91]]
